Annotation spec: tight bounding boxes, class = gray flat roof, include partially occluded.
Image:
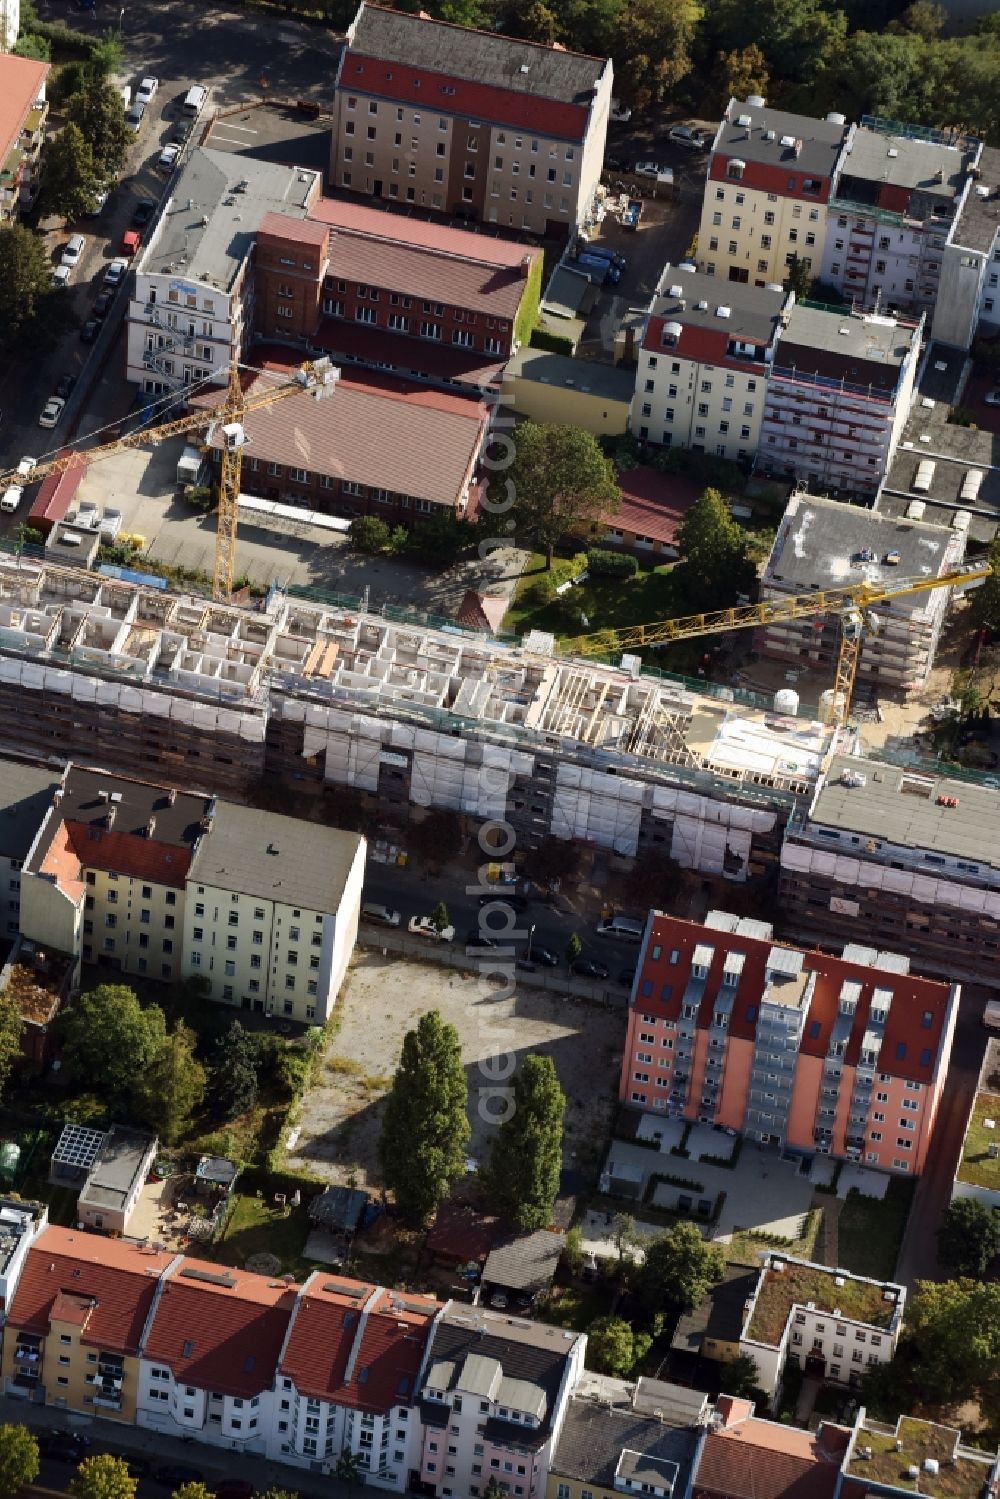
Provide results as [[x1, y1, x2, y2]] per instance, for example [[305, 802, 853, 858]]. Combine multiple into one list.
[[141, 148, 320, 291], [782, 305, 913, 366], [714, 99, 847, 180], [810, 755, 1000, 868], [838, 127, 971, 201], [880, 404, 1000, 541], [653, 264, 785, 345], [348, 2, 608, 102], [763, 491, 958, 594], [542, 265, 596, 319], [953, 145, 1000, 253], [0, 760, 58, 862], [80, 1127, 154, 1211], [551, 1399, 697, 1489], [187, 800, 363, 915], [504, 348, 635, 403]]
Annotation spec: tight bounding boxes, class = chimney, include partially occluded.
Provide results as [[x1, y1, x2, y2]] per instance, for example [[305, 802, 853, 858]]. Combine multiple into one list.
[[146, 816, 156, 839], [793, 138, 803, 158], [105, 807, 116, 829], [520, 254, 533, 279]]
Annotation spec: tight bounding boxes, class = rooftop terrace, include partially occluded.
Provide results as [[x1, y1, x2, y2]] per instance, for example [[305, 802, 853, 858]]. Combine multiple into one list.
[[846, 1415, 997, 1498], [744, 1256, 901, 1347], [956, 1086, 1000, 1193]]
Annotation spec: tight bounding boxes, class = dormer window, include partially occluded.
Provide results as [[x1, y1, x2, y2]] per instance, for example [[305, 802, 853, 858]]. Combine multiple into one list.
[[661, 320, 682, 347], [727, 159, 746, 180]]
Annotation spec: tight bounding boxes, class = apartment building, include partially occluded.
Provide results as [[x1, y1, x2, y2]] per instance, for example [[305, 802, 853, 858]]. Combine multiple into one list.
[[256, 200, 543, 396], [630, 264, 789, 463], [182, 798, 365, 1023], [332, 4, 611, 238], [758, 491, 967, 695], [620, 910, 957, 1174], [2, 1228, 176, 1419], [841, 1409, 1000, 1499], [951, 1036, 1000, 1212], [0, 55, 49, 221], [547, 1376, 702, 1499], [698, 98, 850, 287], [16, 760, 365, 1023], [190, 357, 491, 524], [739, 1254, 904, 1396], [126, 149, 322, 394], [0, 761, 57, 943], [932, 143, 1000, 350], [690, 1396, 851, 1498], [780, 754, 1000, 981], [755, 302, 921, 494], [417, 1306, 586, 1499], [820, 119, 980, 317]]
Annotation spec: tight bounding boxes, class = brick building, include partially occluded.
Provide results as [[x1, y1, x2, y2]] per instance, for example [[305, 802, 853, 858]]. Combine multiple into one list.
[[620, 910, 957, 1175], [330, 2, 612, 237]]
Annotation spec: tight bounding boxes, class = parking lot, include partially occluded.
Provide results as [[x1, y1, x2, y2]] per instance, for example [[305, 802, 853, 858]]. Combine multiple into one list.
[[284, 952, 625, 1192]]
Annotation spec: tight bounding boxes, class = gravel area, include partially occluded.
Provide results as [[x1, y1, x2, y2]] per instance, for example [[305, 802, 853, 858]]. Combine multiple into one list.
[[284, 952, 625, 1192]]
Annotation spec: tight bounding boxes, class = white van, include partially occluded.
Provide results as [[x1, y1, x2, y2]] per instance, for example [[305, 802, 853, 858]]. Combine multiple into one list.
[[596, 916, 645, 943], [183, 84, 207, 117], [120, 84, 132, 109], [0, 486, 23, 513]]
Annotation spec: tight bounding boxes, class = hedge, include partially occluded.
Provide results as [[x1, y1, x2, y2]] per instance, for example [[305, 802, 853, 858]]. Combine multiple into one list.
[[530, 325, 575, 355], [588, 547, 637, 578]]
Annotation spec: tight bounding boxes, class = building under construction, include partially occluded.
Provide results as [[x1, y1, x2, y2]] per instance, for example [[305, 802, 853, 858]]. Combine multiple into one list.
[[0, 556, 838, 880]]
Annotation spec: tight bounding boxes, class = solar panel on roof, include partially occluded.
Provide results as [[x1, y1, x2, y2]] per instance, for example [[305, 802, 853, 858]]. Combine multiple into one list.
[[52, 1122, 106, 1171]]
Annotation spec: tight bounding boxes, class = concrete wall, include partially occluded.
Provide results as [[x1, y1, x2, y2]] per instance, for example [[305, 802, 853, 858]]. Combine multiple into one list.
[[501, 374, 629, 436]]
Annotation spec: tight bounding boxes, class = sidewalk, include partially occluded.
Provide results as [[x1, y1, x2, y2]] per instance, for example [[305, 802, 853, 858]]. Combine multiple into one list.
[[1, 1397, 348, 1499]]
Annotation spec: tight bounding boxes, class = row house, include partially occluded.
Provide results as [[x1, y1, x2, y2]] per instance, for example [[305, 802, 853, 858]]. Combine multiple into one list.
[[330, 2, 612, 238], [620, 909, 957, 1175], [820, 119, 980, 318], [755, 301, 921, 495], [255, 201, 542, 397], [780, 753, 1000, 983], [697, 97, 851, 287], [0, 55, 49, 221], [18, 762, 365, 1026], [192, 356, 491, 526], [758, 491, 967, 696], [630, 263, 789, 464]]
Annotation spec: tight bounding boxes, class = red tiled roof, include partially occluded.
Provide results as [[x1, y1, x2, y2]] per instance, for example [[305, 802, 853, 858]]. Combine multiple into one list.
[[309, 198, 537, 269], [258, 211, 329, 249], [62, 822, 191, 889], [191, 358, 488, 511], [29, 451, 86, 530], [8, 1228, 175, 1353], [604, 465, 700, 547], [693, 1426, 843, 1499], [142, 1258, 299, 1398], [0, 54, 48, 163], [279, 1276, 378, 1405], [342, 52, 588, 141], [455, 591, 510, 636], [347, 1288, 437, 1413], [643, 315, 765, 376], [50, 1291, 97, 1328], [635, 912, 951, 1082], [313, 318, 505, 389], [280, 1280, 435, 1413], [426, 1200, 499, 1261]]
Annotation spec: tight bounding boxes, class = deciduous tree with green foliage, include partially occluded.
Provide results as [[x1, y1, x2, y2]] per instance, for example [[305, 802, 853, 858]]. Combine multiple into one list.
[[173, 1485, 213, 1499], [717, 1352, 763, 1399], [970, 541, 1000, 636], [348, 515, 393, 553], [69, 1454, 137, 1499], [212, 1020, 261, 1118], [41, 123, 99, 222], [378, 1010, 469, 1223], [785, 253, 813, 300], [638, 1221, 725, 1318], [67, 73, 130, 186], [586, 1315, 652, 1376], [0, 997, 23, 1105], [430, 901, 451, 933], [135, 1023, 206, 1144], [905, 1278, 1000, 1403], [62, 984, 166, 1099], [937, 1199, 1000, 1279], [713, 42, 769, 108], [509, 423, 620, 568], [0, 224, 55, 352], [0, 1424, 39, 1497], [486, 1054, 565, 1231], [674, 487, 753, 612], [605, 0, 702, 107]]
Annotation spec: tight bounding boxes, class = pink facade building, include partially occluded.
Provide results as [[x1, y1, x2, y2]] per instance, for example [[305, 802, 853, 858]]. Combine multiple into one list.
[[620, 911, 957, 1175]]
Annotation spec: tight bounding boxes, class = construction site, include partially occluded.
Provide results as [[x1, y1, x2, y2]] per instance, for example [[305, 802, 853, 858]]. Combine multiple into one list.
[[0, 554, 838, 879]]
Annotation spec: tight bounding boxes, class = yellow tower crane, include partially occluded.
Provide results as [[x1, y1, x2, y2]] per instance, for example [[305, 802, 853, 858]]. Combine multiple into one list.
[[552, 563, 992, 730], [0, 357, 339, 601]]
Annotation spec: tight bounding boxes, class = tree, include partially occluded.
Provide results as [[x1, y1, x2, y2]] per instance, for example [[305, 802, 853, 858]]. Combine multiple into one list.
[[378, 1010, 469, 1223], [785, 253, 813, 300], [510, 423, 620, 568], [61, 984, 166, 1098], [349, 515, 392, 553], [409, 810, 463, 870], [905, 1279, 1000, 1402], [134, 1023, 206, 1143], [212, 1021, 261, 1117], [0, 997, 23, 1103], [969, 540, 1000, 636], [0, 223, 54, 351], [890, 0, 946, 38], [41, 122, 99, 222], [0, 1425, 39, 1497], [674, 487, 753, 611], [586, 1315, 652, 1376], [483, 1480, 507, 1499], [333, 1450, 363, 1490], [486, 1054, 565, 1231], [67, 74, 130, 184], [713, 43, 769, 109], [566, 932, 582, 965], [638, 1221, 725, 1318], [605, 0, 702, 107], [172, 1486, 213, 1499], [88, 28, 125, 77], [938, 1199, 1000, 1279], [717, 1352, 763, 1398], [69, 1455, 137, 1499], [564, 1223, 585, 1275], [430, 901, 451, 934], [14, 32, 50, 59]]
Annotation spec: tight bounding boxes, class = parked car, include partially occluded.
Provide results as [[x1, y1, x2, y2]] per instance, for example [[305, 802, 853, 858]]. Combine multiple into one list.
[[172, 118, 194, 145], [55, 374, 77, 400], [605, 154, 630, 172], [634, 160, 662, 178], [408, 915, 456, 943], [153, 1466, 203, 1489], [41, 1432, 91, 1463], [571, 957, 610, 980], [100, 508, 123, 541], [0, 486, 24, 513], [135, 76, 159, 106], [38, 396, 66, 429], [610, 99, 632, 122], [124, 102, 146, 133], [61, 233, 86, 268], [521, 945, 559, 968], [132, 198, 156, 227], [361, 901, 401, 927], [465, 929, 498, 950], [93, 291, 114, 319], [158, 142, 181, 172], [478, 890, 528, 912], [669, 124, 708, 151], [51, 264, 71, 288], [103, 257, 128, 288], [121, 229, 141, 257]]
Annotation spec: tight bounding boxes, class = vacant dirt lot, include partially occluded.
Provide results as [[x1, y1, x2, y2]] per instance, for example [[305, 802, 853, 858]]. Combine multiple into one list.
[[284, 952, 625, 1193]]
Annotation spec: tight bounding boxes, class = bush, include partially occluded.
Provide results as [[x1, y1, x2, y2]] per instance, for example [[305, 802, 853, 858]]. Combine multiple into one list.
[[530, 325, 575, 355], [349, 515, 392, 553], [587, 547, 638, 578]]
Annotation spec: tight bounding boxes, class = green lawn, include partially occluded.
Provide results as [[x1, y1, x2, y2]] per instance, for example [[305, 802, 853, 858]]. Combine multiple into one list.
[[211, 1192, 318, 1279], [836, 1178, 915, 1282], [506, 553, 681, 644], [956, 1091, 1000, 1192]]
